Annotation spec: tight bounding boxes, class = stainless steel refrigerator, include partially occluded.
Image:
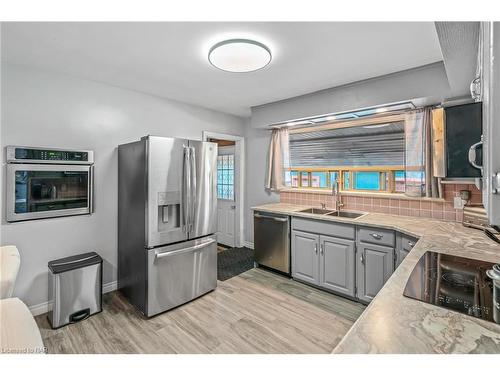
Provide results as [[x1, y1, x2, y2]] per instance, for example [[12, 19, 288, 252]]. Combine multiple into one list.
[[118, 136, 218, 317]]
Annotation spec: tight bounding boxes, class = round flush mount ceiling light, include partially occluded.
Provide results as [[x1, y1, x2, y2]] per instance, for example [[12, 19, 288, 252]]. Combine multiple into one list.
[[208, 39, 272, 73]]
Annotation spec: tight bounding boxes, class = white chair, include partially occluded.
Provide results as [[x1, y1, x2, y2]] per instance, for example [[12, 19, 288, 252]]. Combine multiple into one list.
[[0, 245, 21, 299], [0, 298, 45, 354], [0, 245, 44, 354]]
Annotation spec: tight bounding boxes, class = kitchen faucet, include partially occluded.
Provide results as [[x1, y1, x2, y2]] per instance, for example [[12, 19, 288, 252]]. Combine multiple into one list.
[[333, 177, 344, 211]]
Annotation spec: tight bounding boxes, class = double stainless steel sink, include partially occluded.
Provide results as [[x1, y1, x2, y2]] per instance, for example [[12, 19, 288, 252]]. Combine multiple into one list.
[[299, 208, 334, 215], [298, 207, 367, 219]]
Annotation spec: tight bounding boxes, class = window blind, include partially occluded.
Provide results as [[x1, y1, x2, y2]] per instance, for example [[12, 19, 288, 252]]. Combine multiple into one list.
[[289, 122, 405, 168]]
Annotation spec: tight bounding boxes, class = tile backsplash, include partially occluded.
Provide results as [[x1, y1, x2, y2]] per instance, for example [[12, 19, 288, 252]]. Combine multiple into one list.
[[280, 184, 482, 223]]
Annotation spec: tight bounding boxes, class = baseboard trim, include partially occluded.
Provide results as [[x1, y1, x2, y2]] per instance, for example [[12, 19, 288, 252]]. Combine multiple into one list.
[[103, 280, 118, 294], [29, 300, 53, 317], [244, 241, 254, 249], [28, 280, 118, 316]]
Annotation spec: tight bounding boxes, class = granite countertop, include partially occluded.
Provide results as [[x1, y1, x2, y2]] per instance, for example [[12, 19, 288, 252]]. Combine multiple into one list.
[[252, 203, 500, 353]]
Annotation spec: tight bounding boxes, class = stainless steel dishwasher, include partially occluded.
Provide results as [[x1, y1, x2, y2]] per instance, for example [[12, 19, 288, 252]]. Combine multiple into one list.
[[254, 211, 290, 274]]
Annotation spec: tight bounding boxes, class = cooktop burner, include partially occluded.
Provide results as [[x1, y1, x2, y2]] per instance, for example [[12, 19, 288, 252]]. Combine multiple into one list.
[[403, 251, 498, 324]]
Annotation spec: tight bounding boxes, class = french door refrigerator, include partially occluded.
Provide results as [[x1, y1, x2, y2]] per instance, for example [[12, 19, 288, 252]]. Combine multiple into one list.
[[118, 136, 218, 317]]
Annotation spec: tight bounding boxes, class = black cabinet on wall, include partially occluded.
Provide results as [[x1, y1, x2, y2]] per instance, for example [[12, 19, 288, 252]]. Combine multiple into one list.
[[445, 102, 482, 178]]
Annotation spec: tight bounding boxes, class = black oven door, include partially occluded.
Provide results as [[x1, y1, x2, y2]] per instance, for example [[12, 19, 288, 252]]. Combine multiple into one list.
[[6, 164, 93, 222]]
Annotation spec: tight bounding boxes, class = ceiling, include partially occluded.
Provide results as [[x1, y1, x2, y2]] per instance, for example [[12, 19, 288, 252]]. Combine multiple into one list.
[[1, 22, 443, 117]]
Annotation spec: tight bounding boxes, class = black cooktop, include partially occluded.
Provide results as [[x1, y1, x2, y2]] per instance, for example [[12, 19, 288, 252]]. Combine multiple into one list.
[[403, 251, 497, 324]]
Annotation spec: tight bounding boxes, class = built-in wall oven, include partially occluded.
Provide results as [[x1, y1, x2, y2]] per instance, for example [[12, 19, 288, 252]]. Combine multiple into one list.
[[6, 146, 94, 222]]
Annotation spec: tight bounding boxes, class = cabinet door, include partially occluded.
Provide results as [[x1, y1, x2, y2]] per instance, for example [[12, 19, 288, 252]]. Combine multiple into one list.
[[396, 248, 410, 268], [357, 242, 394, 303], [319, 235, 355, 297], [292, 230, 319, 285], [395, 234, 418, 268]]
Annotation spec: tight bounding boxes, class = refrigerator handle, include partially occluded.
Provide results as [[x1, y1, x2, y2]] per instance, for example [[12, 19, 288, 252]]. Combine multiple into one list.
[[190, 146, 197, 232], [182, 146, 191, 233], [155, 238, 216, 259]]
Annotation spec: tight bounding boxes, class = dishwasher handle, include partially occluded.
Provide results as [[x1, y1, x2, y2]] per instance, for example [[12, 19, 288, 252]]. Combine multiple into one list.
[[254, 213, 288, 222]]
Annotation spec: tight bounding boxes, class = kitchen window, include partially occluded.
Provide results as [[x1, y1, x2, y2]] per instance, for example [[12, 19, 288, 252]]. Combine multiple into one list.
[[285, 120, 407, 194], [287, 168, 405, 193], [217, 154, 234, 200]]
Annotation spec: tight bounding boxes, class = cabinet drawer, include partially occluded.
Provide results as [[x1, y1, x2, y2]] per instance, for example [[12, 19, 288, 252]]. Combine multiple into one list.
[[357, 226, 395, 247], [401, 235, 418, 252], [292, 217, 355, 240]]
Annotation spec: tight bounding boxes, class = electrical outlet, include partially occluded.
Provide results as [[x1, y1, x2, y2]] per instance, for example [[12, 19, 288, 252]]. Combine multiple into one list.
[[454, 196, 465, 209]]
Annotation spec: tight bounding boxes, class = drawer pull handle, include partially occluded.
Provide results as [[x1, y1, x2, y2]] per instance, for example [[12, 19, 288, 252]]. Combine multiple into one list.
[[360, 253, 365, 264], [408, 241, 415, 248], [370, 233, 383, 240], [314, 244, 318, 253], [320, 244, 324, 255]]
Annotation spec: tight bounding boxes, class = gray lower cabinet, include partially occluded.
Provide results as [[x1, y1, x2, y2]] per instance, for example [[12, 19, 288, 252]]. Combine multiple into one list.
[[291, 218, 412, 304], [292, 229, 356, 298], [291, 230, 320, 285], [319, 235, 356, 297], [356, 242, 395, 303], [396, 247, 410, 268], [395, 233, 419, 268]]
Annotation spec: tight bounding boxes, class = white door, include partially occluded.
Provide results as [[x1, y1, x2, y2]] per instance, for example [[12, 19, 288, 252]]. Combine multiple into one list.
[[216, 146, 239, 247]]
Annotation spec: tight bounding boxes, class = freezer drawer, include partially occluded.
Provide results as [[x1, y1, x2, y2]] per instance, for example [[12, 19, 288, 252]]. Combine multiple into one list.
[[146, 235, 217, 317], [254, 212, 290, 274]]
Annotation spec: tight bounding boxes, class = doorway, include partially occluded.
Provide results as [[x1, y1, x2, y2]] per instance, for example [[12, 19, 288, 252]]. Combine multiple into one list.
[[202, 131, 244, 249]]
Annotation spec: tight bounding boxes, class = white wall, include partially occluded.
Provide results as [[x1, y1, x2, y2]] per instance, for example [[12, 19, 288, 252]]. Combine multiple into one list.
[[250, 62, 452, 128], [435, 22, 480, 97], [0, 63, 246, 309], [243, 125, 280, 246]]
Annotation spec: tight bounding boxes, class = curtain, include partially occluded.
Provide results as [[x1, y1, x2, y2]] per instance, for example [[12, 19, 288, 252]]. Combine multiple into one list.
[[424, 108, 442, 198], [265, 127, 290, 191], [404, 108, 442, 198]]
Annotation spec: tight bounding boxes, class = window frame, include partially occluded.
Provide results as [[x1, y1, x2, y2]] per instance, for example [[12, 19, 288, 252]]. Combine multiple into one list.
[[286, 166, 405, 194], [216, 153, 235, 201], [286, 113, 409, 195]]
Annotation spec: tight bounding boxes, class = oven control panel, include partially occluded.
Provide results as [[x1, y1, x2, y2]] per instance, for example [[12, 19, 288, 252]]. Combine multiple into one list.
[[6, 146, 94, 164]]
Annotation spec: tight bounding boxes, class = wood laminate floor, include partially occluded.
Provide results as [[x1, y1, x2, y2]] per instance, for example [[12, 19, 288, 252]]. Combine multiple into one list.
[[35, 268, 365, 354]]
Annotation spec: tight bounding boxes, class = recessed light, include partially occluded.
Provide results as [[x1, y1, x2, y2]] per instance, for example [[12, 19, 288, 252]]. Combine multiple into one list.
[[375, 107, 388, 113], [208, 39, 272, 73]]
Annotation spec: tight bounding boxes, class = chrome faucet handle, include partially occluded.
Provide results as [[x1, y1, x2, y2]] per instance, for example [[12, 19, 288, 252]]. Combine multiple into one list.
[[321, 203, 326, 209]]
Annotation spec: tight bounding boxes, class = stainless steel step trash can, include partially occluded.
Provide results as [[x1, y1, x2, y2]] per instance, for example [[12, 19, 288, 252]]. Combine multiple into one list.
[[48, 252, 102, 329]]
